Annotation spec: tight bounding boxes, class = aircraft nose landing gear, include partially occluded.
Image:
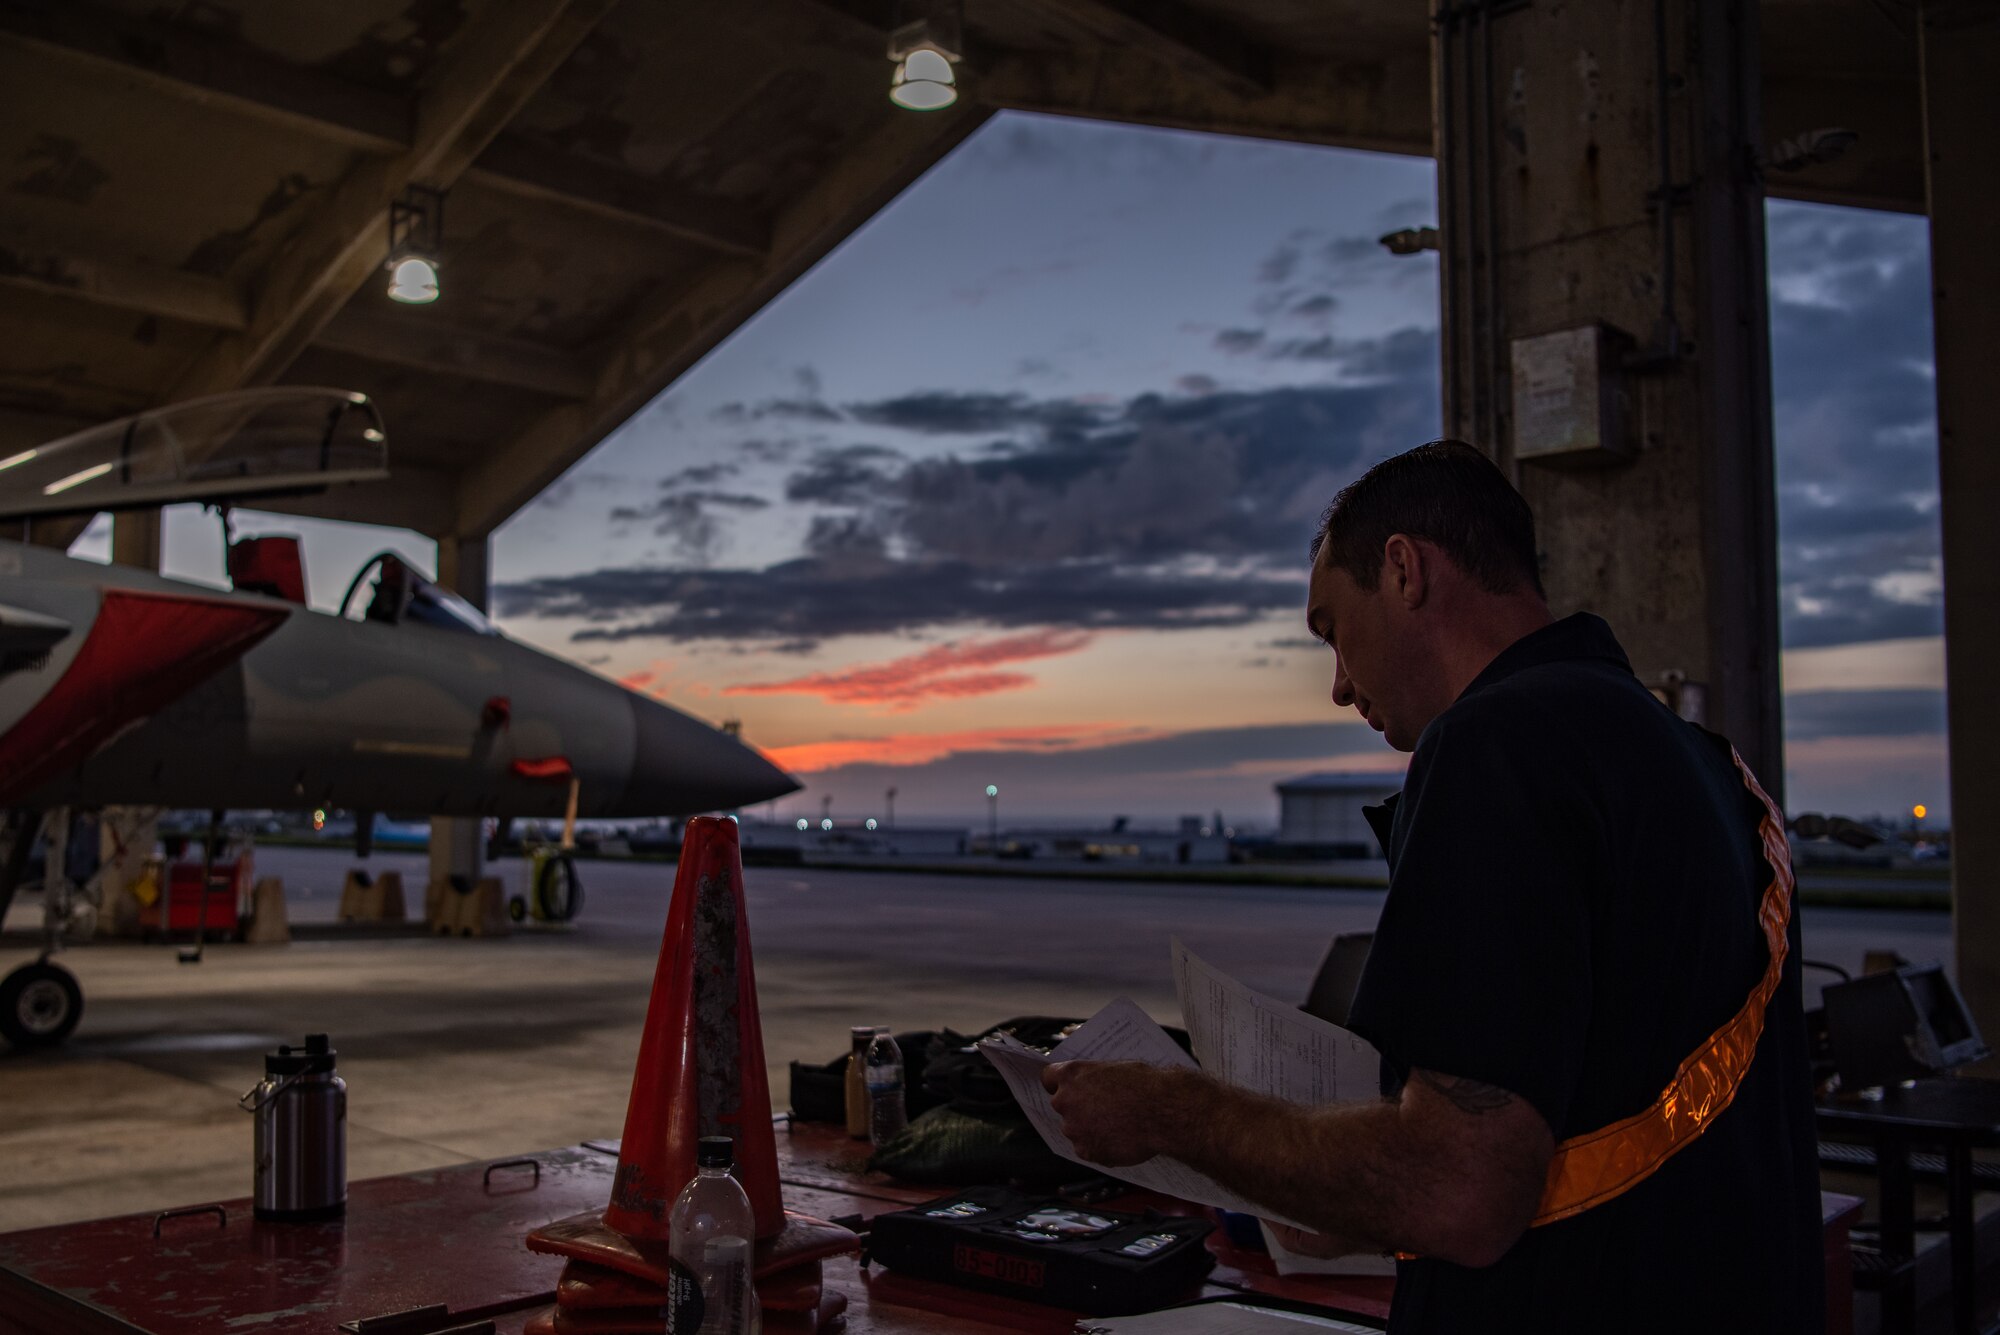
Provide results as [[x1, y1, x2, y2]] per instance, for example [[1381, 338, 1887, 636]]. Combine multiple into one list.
[[0, 960, 83, 1049]]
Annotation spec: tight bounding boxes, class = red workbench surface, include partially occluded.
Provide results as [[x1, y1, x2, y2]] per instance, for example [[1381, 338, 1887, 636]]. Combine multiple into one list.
[[0, 1118, 1865, 1335], [0, 1120, 1394, 1335]]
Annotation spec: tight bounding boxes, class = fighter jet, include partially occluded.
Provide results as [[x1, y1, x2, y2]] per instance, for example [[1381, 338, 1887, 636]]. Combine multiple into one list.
[[0, 389, 798, 1047], [0, 540, 798, 818]]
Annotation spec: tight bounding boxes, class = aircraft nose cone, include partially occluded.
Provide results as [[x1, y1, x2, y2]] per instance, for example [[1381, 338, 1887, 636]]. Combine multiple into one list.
[[621, 694, 799, 815]]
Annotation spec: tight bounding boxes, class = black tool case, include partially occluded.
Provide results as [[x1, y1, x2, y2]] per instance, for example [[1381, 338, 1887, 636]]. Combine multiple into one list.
[[862, 1185, 1217, 1315]]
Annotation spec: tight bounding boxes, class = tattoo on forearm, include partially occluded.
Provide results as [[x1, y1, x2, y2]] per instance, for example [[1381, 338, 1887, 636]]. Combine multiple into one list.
[[1414, 1070, 1517, 1116]]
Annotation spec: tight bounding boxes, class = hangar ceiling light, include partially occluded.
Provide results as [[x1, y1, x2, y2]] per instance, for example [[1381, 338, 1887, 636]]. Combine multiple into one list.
[[889, 4, 962, 111], [386, 185, 446, 305]]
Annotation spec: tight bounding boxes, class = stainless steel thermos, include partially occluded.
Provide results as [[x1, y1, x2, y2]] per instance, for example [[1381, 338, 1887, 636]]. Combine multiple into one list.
[[240, 1032, 347, 1221]]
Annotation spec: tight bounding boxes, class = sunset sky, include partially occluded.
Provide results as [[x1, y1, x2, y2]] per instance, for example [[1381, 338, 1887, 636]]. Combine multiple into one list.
[[108, 112, 1951, 829]]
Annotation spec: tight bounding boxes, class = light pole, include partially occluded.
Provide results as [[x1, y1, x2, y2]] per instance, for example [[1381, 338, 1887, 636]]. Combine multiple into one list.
[[886, 786, 897, 829], [985, 784, 998, 854]]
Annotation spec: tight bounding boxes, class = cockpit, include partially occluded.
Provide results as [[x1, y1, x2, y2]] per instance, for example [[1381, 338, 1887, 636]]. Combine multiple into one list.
[[338, 551, 497, 637]]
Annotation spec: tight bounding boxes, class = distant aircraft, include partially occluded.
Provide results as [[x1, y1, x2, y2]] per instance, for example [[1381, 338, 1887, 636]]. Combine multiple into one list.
[[0, 390, 798, 1047]]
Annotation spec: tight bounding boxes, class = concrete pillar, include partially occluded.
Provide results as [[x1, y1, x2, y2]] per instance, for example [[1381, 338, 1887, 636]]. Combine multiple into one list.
[[110, 508, 162, 571], [428, 532, 491, 906], [1433, 0, 1782, 794], [1924, 5, 2000, 1047]]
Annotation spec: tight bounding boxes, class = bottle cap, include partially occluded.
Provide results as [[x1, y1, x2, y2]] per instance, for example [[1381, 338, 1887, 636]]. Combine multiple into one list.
[[697, 1135, 734, 1167]]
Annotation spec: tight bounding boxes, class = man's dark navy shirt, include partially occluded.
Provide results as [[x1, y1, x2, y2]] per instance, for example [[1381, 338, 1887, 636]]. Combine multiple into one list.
[[1344, 613, 1822, 1333]]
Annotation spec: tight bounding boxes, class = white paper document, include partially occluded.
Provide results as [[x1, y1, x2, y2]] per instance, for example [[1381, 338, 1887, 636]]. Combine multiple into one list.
[[977, 997, 1300, 1224], [1170, 939, 1381, 1106], [977, 949, 1385, 1233], [1073, 1301, 1384, 1335]]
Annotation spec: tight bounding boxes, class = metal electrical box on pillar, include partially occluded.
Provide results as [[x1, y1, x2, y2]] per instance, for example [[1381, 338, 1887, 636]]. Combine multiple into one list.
[[1432, 0, 1783, 799], [1510, 325, 1638, 465]]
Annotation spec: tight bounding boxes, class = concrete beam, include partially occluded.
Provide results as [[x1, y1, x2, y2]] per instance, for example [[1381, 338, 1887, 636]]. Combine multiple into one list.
[[1928, 7, 2000, 1060], [453, 103, 995, 538], [467, 137, 767, 259], [1, 1, 768, 257], [0, 239, 246, 330], [1762, 74, 1925, 215], [978, 49, 1434, 157], [0, 1, 410, 151], [168, 0, 620, 402], [242, 465, 461, 538], [1003, 0, 1275, 99], [315, 306, 595, 400]]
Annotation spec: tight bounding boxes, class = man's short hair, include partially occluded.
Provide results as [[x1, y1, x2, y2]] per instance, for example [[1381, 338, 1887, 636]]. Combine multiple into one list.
[[1310, 440, 1545, 597]]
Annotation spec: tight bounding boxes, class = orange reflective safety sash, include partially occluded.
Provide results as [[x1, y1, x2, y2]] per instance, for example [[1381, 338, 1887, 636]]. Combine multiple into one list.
[[1528, 745, 1795, 1226]]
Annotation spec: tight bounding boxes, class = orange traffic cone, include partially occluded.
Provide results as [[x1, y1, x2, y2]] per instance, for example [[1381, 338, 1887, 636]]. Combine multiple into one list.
[[603, 816, 784, 1241]]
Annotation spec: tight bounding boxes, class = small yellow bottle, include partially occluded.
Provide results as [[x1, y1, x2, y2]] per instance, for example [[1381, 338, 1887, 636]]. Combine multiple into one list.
[[845, 1026, 878, 1139]]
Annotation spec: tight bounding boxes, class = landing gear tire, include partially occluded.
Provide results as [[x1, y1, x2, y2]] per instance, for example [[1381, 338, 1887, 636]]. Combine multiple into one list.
[[536, 854, 582, 924], [507, 895, 527, 923], [0, 961, 83, 1049]]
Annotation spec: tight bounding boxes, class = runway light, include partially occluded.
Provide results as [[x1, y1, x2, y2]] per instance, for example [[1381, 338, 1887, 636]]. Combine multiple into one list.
[[1914, 804, 1928, 820], [43, 462, 112, 495], [985, 785, 998, 798], [820, 818, 833, 831], [0, 448, 37, 473], [796, 818, 809, 831], [866, 818, 878, 831]]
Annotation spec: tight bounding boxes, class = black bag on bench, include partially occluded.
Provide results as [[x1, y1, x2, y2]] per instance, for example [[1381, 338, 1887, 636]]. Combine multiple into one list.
[[862, 1185, 1216, 1315]]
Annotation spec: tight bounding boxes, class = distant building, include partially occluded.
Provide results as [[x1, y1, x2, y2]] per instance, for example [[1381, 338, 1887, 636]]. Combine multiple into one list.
[[1274, 772, 1404, 859]]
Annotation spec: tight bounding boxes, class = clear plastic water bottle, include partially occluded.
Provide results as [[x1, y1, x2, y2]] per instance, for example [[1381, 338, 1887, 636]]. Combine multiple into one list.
[[667, 1136, 760, 1335], [866, 1029, 907, 1147]]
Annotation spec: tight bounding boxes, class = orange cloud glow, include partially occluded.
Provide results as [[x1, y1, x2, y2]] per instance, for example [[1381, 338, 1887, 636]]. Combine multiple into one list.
[[724, 630, 1092, 708], [762, 722, 1153, 773]]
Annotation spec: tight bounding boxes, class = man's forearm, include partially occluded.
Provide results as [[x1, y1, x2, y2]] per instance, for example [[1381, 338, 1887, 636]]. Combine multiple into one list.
[[1167, 1071, 1536, 1262], [1166, 1074, 1425, 1252]]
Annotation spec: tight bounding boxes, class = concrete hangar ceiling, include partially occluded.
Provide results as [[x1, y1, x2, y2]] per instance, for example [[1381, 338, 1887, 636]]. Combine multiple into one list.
[[0, 0, 1922, 548]]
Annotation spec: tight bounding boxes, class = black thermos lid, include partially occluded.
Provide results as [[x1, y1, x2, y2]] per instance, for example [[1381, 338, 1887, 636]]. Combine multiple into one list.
[[266, 1033, 337, 1076]]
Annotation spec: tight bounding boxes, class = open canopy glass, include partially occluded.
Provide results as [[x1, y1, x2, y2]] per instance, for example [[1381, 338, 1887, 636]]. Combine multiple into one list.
[[0, 387, 389, 520]]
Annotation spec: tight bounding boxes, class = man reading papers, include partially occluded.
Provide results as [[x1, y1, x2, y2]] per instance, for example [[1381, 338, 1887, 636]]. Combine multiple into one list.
[[1042, 443, 1821, 1334]]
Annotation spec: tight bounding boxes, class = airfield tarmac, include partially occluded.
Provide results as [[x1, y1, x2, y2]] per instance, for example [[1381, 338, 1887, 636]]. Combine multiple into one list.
[[0, 847, 1954, 1232]]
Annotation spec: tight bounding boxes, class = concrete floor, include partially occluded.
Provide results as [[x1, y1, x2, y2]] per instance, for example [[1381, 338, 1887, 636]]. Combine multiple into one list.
[[0, 848, 1958, 1235]]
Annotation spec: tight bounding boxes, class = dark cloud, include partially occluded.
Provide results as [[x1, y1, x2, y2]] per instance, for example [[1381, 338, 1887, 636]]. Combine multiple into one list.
[[1765, 200, 1941, 649], [1291, 294, 1338, 320], [1213, 328, 1264, 354], [608, 490, 772, 563], [1782, 689, 1947, 742], [502, 366, 1442, 649], [710, 367, 844, 426], [659, 462, 742, 489], [496, 556, 1308, 645], [1176, 373, 1219, 395], [844, 390, 1104, 440], [737, 438, 802, 464], [1265, 334, 1338, 361], [783, 446, 904, 505], [1258, 237, 1305, 284]]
